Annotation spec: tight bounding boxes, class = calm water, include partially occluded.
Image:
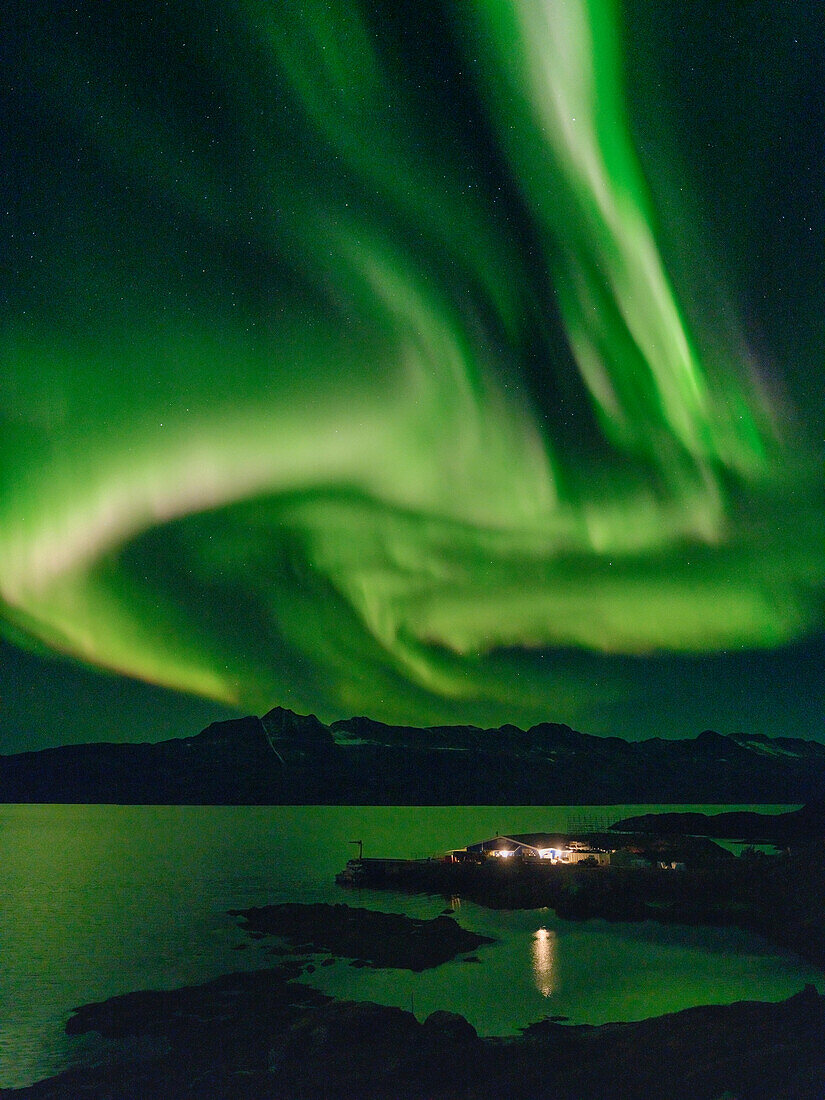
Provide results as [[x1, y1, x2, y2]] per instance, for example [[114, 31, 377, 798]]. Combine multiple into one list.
[[1, 803, 819, 1089]]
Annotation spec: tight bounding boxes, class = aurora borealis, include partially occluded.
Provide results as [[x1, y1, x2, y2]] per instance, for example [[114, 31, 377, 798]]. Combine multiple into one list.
[[3, 1, 824, 748]]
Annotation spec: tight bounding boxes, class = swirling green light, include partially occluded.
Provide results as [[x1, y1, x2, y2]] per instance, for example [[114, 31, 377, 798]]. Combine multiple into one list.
[[1, 1, 821, 728]]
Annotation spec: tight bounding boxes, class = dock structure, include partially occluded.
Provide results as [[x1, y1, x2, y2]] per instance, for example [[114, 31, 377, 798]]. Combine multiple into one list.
[[336, 856, 436, 887]]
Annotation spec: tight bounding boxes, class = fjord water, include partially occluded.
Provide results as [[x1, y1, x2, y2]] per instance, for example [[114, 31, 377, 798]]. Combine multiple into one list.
[[1, 804, 820, 1088]]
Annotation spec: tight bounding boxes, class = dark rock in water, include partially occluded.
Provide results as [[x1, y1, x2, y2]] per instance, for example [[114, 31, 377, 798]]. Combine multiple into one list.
[[230, 902, 495, 971], [462, 955, 481, 963], [267, 999, 432, 1094], [422, 1010, 479, 1045], [63, 964, 321, 1042]]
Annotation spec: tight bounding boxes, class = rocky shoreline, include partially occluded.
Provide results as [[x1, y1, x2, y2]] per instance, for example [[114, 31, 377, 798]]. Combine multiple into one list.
[[341, 841, 825, 972], [11, 867, 825, 1098], [229, 901, 495, 970], [12, 965, 825, 1099], [610, 803, 825, 845]]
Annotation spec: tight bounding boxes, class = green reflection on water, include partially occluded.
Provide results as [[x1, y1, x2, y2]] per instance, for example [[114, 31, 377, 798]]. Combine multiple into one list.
[[0, 803, 818, 1089]]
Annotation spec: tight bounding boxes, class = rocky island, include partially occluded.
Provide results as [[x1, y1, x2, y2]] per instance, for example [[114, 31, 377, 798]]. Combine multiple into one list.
[[229, 902, 495, 971], [610, 802, 825, 845]]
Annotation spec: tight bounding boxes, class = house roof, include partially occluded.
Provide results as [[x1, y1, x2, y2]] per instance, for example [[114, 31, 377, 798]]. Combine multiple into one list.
[[462, 831, 622, 854], [465, 833, 569, 853]]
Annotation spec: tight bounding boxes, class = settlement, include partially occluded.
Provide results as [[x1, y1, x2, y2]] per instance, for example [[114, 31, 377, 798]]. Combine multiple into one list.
[[445, 831, 696, 870], [447, 833, 610, 866]]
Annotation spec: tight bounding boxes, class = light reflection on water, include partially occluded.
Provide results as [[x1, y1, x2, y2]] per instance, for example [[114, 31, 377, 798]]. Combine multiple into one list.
[[0, 803, 817, 1089], [532, 926, 557, 997]]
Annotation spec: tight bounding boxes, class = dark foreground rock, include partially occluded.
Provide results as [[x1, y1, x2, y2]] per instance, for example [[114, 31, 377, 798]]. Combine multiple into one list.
[[12, 973, 825, 1099], [229, 902, 495, 970]]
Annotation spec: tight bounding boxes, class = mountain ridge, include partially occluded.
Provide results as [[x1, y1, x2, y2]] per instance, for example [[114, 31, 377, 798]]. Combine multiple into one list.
[[2, 708, 823, 804]]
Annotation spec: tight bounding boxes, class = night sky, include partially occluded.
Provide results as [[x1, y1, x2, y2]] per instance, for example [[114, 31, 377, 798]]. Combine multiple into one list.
[[2, 1, 823, 753]]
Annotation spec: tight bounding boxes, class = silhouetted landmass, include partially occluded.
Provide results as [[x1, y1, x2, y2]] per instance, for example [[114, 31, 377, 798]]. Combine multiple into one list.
[[3, 707, 825, 803], [611, 803, 825, 844], [13, 967, 825, 1098], [229, 902, 495, 970]]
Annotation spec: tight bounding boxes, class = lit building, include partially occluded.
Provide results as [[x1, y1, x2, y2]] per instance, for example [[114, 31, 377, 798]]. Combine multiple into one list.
[[447, 833, 610, 865]]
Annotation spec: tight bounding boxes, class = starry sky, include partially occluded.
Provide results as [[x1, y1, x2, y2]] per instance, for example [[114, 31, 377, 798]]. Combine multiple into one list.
[[2, 1, 823, 753]]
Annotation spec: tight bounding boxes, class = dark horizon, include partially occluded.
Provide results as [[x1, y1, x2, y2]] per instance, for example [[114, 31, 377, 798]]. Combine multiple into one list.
[[3, 632, 825, 758]]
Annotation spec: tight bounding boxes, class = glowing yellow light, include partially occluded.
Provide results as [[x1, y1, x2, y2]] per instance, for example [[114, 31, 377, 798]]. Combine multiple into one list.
[[532, 926, 557, 997]]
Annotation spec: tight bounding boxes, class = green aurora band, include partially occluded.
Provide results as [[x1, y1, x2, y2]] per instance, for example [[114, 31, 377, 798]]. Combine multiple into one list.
[[3, 1, 823, 728]]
